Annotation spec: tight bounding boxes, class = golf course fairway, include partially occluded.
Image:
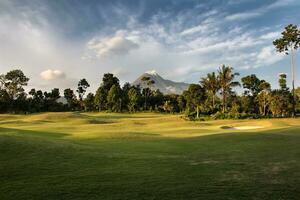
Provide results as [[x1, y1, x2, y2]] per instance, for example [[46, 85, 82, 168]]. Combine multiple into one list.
[[1, 112, 300, 200]]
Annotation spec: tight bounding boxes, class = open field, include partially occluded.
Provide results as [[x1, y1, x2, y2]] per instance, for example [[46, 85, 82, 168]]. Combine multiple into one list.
[[0, 112, 300, 200]]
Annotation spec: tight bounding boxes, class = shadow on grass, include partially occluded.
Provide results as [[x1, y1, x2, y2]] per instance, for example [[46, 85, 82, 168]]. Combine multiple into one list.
[[0, 127, 69, 139]]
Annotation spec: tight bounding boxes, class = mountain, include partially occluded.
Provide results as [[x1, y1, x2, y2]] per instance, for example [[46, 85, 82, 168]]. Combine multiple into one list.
[[132, 70, 189, 94]]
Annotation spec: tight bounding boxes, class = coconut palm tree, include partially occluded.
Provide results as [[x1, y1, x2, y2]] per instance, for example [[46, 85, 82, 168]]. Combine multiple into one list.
[[217, 65, 240, 113], [200, 72, 220, 109]]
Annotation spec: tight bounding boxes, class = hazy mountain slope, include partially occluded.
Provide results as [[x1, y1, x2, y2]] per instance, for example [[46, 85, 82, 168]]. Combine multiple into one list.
[[132, 70, 189, 94]]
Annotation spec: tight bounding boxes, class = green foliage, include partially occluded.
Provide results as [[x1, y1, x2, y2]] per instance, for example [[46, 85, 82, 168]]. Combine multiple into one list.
[[200, 72, 220, 110], [64, 88, 77, 110], [127, 87, 139, 112], [77, 78, 90, 101], [107, 84, 122, 112], [279, 73, 288, 91], [94, 86, 107, 111], [273, 24, 300, 54], [83, 93, 95, 111], [218, 65, 240, 113]]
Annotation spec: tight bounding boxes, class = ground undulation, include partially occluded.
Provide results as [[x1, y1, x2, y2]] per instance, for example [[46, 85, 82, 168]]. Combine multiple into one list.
[[0, 112, 300, 200]]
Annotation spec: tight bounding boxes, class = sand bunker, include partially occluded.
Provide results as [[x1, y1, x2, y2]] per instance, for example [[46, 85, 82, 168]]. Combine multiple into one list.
[[221, 126, 264, 130]]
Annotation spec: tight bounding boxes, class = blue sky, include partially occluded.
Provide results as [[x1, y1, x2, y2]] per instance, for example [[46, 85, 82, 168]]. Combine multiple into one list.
[[0, 0, 300, 92]]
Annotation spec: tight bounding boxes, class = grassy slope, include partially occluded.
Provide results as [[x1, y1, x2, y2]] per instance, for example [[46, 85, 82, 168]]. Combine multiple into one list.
[[0, 112, 300, 200]]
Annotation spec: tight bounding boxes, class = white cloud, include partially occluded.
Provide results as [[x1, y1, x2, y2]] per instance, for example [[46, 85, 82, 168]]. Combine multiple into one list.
[[225, 12, 261, 21], [180, 24, 211, 36], [87, 34, 139, 57], [225, 0, 298, 21], [260, 31, 281, 40], [256, 46, 284, 66], [40, 69, 66, 80]]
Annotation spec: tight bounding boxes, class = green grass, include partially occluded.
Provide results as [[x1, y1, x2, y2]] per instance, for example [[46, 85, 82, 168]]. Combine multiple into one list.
[[0, 112, 300, 200]]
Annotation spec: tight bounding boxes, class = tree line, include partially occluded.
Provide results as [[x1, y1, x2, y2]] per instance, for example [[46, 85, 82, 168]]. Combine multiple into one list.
[[0, 24, 299, 119], [0, 66, 299, 119]]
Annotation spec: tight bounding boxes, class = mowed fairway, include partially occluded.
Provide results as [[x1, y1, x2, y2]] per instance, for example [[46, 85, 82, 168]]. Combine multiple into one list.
[[0, 112, 300, 200]]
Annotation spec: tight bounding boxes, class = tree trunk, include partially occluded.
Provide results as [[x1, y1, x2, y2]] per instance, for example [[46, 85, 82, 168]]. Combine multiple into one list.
[[196, 105, 199, 118], [291, 48, 296, 117], [222, 89, 226, 113], [212, 94, 215, 109]]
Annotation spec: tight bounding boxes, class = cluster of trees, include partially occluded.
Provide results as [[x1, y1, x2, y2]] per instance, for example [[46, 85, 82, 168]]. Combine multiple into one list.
[[0, 24, 299, 119], [0, 67, 299, 119]]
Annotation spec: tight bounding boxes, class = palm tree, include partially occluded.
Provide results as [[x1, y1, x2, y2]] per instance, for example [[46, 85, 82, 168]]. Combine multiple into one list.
[[217, 65, 240, 113], [273, 24, 300, 117], [200, 72, 220, 109]]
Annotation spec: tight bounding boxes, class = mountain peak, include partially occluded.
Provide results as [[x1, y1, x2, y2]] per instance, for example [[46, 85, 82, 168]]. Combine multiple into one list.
[[132, 71, 189, 94], [145, 70, 158, 76]]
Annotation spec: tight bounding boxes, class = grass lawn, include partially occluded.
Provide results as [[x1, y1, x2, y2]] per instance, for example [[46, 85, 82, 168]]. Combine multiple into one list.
[[0, 112, 300, 200]]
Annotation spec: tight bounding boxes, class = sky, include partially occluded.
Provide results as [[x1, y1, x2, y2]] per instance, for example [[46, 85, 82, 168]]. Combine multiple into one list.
[[0, 0, 300, 93]]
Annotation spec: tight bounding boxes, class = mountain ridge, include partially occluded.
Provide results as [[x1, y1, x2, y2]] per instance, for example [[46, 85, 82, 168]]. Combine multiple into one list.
[[132, 70, 189, 94]]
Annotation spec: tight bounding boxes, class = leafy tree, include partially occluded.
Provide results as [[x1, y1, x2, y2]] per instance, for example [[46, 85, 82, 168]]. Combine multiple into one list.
[[184, 84, 206, 118], [273, 24, 300, 116], [150, 89, 164, 111], [107, 84, 122, 112], [217, 65, 240, 113], [177, 95, 186, 113], [28, 89, 44, 112], [256, 81, 271, 116], [64, 88, 76, 110], [163, 100, 173, 113], [200, 72, 220, 109], [102, 73, 120, 92], [127, 88, 139, 112], [140, 76, 155, 110], [279, 73, 288, 91], [0, 89, 9, 113], [121, 82, 131, 111], [241, 74, 262, 96], [84, 93, 95, 111], [94, 73, 120, 111], [77, 78, 90, 102], [269, 90, 293, 117], [44, 88, 62, 112], [3, 69, 29, 100], [269, 74, 293, 117], [94, 86, 106, 111], [241, 74, 264, 114]]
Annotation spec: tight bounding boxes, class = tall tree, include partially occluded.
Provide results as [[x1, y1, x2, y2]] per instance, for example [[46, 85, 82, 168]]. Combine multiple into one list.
[[77, 78, 90, 102], [273, 24, 300, 116], [102, 73, 120, 92], [279, 73, 288, 91], [3, 69, 29, 100], [200, 72, 220, 109], [127, 88, 139, 112], [218, 65, 240, 113], [184, 84, 206, 118], [64, 88, 76, 110], [241, 74, 263, 114], [84, 93, 95, 111], [94, 73, 120, 111], [141, 76, 155, 110], [94, 86, 106, 111], [257, 81, 271, 116], [107, 84, 122, 112]]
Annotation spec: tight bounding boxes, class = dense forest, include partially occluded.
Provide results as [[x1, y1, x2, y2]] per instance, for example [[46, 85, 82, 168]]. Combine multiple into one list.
[[0, 24, 299, 119]]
